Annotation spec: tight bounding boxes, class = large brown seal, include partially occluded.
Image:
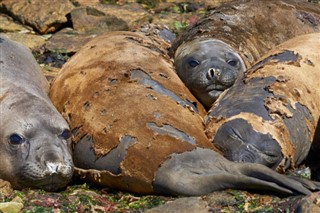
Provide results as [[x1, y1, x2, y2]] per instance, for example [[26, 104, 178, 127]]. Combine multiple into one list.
[[205, 33, 320, 175], [172, 0, 320, 109], [0, 34, 74, 191], [50, 31, 320, 196]]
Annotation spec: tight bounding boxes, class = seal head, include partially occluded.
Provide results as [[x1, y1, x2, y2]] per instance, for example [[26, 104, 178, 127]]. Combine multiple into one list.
[[174, 38, 246, 109], [0, 35, 74, 191], [213, 119, 283, 169]]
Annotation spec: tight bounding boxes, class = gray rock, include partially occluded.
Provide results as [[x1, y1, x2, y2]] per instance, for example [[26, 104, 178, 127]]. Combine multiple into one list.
[[294, 192, 320, 213], [0, 0, 74, 34], [145, 197, 209, 213], [91, 3, 151, 30], [70, 6, 129, 33], [44, 27, 97, 53], [1, 32, 47, 49]]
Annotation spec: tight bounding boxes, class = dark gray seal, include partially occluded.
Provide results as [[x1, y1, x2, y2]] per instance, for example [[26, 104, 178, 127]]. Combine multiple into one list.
[[0, 34, 74, 191], [172, 0, 320, 109], [174, 38, 246, 109]]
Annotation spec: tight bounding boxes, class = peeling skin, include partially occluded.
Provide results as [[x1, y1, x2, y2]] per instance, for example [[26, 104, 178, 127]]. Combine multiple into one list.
[[73, 135, 136, 175], [147, 122, 196, 145], [247, 50, 301, 75], [205, 34, 320, 172], [283, 103, 313, 166], [130, 69, 199, 113]]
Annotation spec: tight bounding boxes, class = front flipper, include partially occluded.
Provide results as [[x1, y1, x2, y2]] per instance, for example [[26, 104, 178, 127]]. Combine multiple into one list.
[[153, 148, 317, 196]]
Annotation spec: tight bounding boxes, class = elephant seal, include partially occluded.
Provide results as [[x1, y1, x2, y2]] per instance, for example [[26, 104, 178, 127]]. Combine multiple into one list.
[[50, 31, 320, 196], [0, 34, 74, 191], [205, 33, 320, 174], [172, 0, 320, 109]]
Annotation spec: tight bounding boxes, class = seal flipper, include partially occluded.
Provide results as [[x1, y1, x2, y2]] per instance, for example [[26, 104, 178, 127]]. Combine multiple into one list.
[[153, 148, 314, 196]]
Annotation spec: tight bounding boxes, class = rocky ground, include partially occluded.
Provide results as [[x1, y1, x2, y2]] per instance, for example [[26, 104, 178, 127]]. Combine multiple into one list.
[[1, 0, 320, 212]]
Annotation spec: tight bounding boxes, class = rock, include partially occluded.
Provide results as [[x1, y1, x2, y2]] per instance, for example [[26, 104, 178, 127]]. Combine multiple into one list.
[[0, 14, 31, 32], [294, 192, 320, 213], [72, 0, 101, 7], [1, 32, 47, 49], [145, 197, 209, 213], [70, 6, 129, 33], [0, 202, 23, 213], [205, 191, 239, 207], [0, 0, 74, 34], [91, 3, 152, 30], [43, 28, 97, 53], [0, 179, 13, 202]]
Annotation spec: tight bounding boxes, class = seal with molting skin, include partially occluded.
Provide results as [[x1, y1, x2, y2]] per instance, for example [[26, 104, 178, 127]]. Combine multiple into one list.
[[0, 35, 74, 191], [50, 31, 320, 196], [173, 0, 320, 109], [205, 33, 320, 175]]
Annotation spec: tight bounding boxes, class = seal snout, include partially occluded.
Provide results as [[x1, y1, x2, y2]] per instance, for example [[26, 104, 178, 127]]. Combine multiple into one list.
[[207, 66, 237, 87], [207, 67, 221, 81], [45, 162, 64, 175]]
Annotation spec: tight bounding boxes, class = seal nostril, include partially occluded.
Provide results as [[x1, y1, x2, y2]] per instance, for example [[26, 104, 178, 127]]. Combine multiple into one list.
[[207, 68, 221, 80], [46, 162, 61, 174]]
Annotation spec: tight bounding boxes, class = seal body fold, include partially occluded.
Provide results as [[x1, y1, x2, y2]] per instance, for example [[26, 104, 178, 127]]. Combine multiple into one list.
[[205, 33, 320, 173]]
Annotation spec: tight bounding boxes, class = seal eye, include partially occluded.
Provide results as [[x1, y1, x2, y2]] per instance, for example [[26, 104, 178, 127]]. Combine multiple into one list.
[[227, 59, 238, 67], [188, 59, 200, 68], [9, 134, 25, 145], [60, 129, 71, 140]]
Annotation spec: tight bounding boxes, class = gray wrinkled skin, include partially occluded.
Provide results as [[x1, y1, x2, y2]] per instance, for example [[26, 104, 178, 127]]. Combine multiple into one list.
[[0, 35, 74, 191], [153, 148, 320, 196], [174, 39, 245, 109]]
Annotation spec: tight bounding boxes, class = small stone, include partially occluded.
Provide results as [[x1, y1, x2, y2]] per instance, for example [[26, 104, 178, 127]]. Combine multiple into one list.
[[0, 202, 24, 213], [295, 198, 320, 213], [1, 32, 47, 50], [145, 197, 209, 213]]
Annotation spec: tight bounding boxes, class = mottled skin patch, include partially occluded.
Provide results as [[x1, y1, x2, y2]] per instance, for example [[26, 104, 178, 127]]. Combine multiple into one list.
[[172, 0, 320, 107], [205, 33, 320, 174], [51, 31, 320, 196]]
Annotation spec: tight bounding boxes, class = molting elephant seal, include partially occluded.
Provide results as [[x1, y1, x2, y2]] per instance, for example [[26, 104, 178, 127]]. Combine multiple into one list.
[[172, 0, 320, 109], [50, 31, 320, 196], [0, 34, 74, 191], [205, 33, 320, 174]]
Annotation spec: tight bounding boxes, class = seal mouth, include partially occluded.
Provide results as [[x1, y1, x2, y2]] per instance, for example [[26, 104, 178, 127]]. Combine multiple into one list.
[[32, 176, 70, 191], [239, 144, 280, 166], [206, 85, 226, 96]]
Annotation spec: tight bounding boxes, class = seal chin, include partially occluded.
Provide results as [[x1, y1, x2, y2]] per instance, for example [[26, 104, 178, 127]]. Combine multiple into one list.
[[16, 161, 74, 191], [199, 88, 223, 109], [17, 173, 73, 191]]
